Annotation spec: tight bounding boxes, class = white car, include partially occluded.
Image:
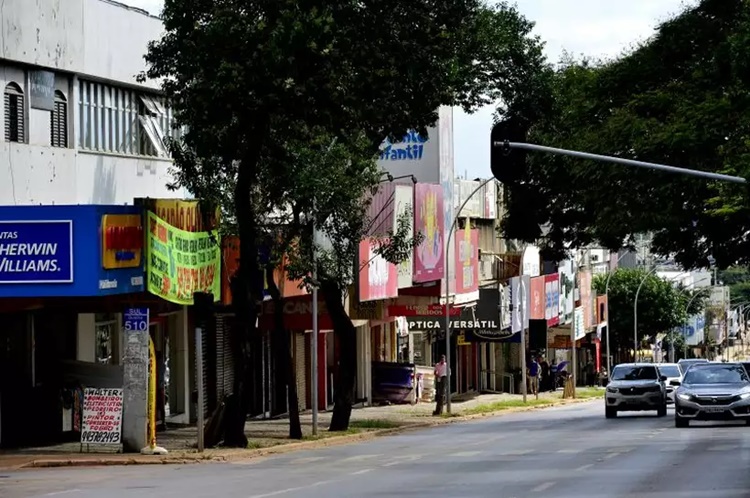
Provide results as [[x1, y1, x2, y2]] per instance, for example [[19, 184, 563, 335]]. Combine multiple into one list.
[[657, 363, 683, 403]]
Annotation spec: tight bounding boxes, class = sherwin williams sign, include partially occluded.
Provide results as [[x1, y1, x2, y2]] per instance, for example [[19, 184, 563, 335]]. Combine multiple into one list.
[[413, 183, 444, 283], [146, 211, 221, 305], [0, 220, 73, 283]]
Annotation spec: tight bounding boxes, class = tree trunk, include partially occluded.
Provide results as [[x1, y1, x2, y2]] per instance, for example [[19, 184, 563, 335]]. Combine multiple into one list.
[[223, 154, 264, 448], [266, 265, 303, 439], [321, 279, 357, 431]]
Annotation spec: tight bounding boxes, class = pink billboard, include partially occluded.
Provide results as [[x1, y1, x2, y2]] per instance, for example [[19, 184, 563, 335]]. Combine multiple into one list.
[[358, 238, 398, 302], [413, 183, 445, 283]]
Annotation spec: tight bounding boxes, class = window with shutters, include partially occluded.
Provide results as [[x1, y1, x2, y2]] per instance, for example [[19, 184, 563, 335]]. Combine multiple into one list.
[[50, 90, 68, 148], [3, 83, 25, 143], [78, 79, 180, 157]]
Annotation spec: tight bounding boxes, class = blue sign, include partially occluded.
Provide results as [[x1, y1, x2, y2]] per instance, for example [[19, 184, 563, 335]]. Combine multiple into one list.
[[0, 220, 73, 284], [0, 205, 145, 298], [379, 131, 428, 161], [123, 308, 149, 333]]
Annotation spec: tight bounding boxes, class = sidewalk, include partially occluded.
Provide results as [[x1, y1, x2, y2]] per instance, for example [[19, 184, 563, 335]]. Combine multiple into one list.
[[0, 388, 603, 470]]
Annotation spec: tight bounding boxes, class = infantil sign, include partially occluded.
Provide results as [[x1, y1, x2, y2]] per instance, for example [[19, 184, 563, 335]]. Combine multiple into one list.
[[0, 220, 73, 284]]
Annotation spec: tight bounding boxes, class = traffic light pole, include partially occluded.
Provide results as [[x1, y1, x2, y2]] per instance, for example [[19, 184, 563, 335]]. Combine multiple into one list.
[[495, 141, 747, 184]]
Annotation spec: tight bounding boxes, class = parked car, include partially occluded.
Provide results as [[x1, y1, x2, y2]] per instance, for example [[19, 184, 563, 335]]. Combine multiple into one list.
[[673, 362, 750, 427], [605, 363, 668, 419], [657, 363, 683, 403]]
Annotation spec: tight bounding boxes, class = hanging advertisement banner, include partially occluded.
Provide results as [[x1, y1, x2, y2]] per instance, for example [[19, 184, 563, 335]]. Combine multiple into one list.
[[579, 270, 593, 330], [146, 211, 221, 305], [80, 388, 123, 445], [357, 238, 398, 302], [574, 306, 585, 341], [500, 283, 512, 330], [510, 277, 521, 333], [545, 273, 560, 327], [413, 183, 445, 283], [455, 227, 479, 296], [394, 185, 415, 288], [530, 276, 545, 319]]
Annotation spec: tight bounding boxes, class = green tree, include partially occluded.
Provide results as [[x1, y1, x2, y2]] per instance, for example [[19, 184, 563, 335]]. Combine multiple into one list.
[[593, 269, 706, 359], [143, 0, 547, 443], [500, 0, 750, 267]]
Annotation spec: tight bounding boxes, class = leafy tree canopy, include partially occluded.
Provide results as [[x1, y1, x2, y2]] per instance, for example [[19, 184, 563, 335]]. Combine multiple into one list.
[[593, 269, 707, 351], [501, 0, 750, 268]]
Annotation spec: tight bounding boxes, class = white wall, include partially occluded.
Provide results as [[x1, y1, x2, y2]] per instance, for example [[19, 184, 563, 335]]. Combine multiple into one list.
[[0, 0, 162, 90], [0, 142, 176, 205]]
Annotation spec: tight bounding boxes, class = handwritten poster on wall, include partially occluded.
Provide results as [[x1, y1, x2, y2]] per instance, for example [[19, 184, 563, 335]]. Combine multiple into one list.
[[81, 388, 123, 445]]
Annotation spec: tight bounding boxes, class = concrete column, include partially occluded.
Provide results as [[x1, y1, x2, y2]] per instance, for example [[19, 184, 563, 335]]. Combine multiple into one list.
[[76, 314, 96, 362], [121, 323, 149, 452]]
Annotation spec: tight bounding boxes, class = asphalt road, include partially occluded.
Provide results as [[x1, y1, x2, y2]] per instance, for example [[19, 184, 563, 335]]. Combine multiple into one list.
[[4, 401, 750, 498]]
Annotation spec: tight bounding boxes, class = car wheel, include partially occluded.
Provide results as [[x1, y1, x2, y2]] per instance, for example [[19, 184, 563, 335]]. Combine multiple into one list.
[[605, 407, 617, 419], [675, 415, 689, 428], [657, 404, 667, 417]]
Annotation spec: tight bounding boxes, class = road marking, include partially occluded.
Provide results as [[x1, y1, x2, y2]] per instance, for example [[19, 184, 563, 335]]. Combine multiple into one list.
[[449, 451, 482, 457], [532, 482, 556, 493], [45, 491, 81, 496], [349, 469, 372, 476], [557, 448, 582, 454], [501, 449, 533, 456], [659, 446, 689, 452], [604, 452, 621, 460], [382, 455, 423, 467], [575, 463, 594, 471], [246, 480, 336, 498], [708, 444, 738, 451], [464, 434, 504, 447], [289, 456, 325, 464], [607, 447, 635, 453], [340, 454, 381, 462]]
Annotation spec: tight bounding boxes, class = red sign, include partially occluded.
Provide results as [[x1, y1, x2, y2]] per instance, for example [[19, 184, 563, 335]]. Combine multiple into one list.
[[257, 295, 333, 330], [413, 183, 445, 283], [358, 238, 398, 302], [455, 228, 479, 295], [530, 276, 545, 320], [387, 304, 461, 317], [545, 273, 560, 327]]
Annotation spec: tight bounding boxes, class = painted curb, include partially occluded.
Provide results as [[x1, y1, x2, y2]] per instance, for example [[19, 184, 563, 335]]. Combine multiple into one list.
[[11, 397, 601, 470]]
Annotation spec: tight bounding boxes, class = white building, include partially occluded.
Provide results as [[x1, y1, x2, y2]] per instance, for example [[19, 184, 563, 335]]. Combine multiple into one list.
[[0, 0, 194, 449], [0, 0, 181, 206]]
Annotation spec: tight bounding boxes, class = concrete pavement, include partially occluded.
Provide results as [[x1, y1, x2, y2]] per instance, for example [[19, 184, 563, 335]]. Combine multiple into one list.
[[4, 401, 750, 497]]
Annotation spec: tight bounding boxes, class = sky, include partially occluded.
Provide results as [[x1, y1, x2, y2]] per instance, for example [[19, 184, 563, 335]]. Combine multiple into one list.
[[122, 0, 694, 178]]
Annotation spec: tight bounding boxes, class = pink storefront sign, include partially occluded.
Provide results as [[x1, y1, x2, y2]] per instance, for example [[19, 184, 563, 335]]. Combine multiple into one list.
[[358, 238, 398, 302]]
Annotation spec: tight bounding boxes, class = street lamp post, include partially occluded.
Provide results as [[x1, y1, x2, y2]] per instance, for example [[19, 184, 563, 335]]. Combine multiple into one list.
[[634, 267, 658, 362], [444, 177, 498, 414]]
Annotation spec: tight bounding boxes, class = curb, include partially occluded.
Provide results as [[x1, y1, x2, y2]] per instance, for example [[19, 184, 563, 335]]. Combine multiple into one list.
[[11, 397, 599, 470]]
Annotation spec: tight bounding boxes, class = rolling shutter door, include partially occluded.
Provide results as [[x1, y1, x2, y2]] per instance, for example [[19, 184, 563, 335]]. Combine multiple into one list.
[[295, 332, 307, 411], [215, 314, 235, 402]]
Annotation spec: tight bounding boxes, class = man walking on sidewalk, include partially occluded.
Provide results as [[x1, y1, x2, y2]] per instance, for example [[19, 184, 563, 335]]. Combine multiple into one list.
[[433, 355, 448, 415]]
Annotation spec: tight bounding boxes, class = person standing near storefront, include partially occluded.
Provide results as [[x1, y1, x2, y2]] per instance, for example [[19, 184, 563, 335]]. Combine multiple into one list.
[[433, 355, 448, 416], [528, 356, 540, 396]]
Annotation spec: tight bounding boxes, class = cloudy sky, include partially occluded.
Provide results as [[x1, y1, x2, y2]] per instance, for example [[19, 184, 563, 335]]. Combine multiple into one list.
[[123, 0, 695, 178]]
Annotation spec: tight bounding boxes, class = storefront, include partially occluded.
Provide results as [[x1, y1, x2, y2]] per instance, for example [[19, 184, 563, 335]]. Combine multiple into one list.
[[0, 204, 148, 448]]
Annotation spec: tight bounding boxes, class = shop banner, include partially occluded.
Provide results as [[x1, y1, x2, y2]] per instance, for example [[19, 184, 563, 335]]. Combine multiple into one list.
[[358, 238, 398, 302], [530, 276, 545, 319], [574, 306, 585, 341], [455, 227, 479, 295], [510, 277, 521, 333], [579, 270, 593, 330], [388, 304, 461, 317], [81, 388, 123, 445], [0, 220, 73, 284], [413, 183, 445, 283], [146, 211, 221, 305], [406, 288, 502, 333], [394, 185, 415, 288], [545, 273, 560, 327]]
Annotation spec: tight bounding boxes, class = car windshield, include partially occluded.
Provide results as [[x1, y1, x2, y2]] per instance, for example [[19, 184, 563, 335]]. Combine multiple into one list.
[[658, 365, 681, 377], [683, 365, 749, 385], [611, 366, 658, 381]]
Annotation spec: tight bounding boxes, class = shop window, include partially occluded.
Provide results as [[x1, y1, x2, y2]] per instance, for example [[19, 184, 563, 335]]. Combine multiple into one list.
[[412, 332, 427, 366], [50, 90, 68, 147], [4, 82, 25, 143], [95, 313, 117, 364]]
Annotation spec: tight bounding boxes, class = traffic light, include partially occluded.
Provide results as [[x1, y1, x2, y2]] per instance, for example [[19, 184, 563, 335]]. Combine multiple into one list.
[[490, 117, 528, 184]]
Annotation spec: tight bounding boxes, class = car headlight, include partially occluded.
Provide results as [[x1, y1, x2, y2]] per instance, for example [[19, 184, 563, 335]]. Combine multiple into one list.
[[739, 393, 750, 400], [677, 393, 693, 401], [606, 386, 618, 393]]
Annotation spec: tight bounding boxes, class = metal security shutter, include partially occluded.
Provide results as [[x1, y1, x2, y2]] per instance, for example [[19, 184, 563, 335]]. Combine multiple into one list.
[[50, 97, 67, 147], [295, 332, 307, 411], [4, 84, 25, 143], [215, 314, 235, 401]]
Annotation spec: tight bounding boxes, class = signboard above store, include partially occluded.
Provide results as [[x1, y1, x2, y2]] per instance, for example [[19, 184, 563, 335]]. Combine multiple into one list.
[[0, 205, 145, 298], [101, 214, 142, 269]]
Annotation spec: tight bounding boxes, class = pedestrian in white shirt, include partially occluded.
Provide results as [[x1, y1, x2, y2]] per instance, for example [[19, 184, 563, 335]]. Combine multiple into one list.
[[433, 355, 448, 415]]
